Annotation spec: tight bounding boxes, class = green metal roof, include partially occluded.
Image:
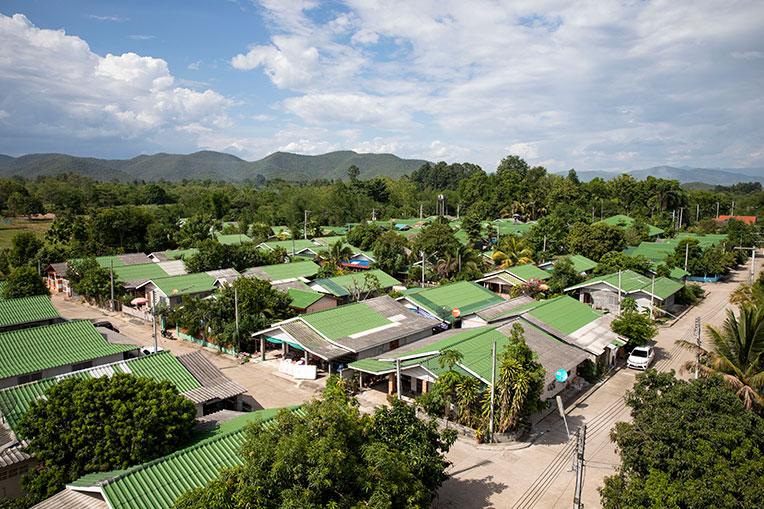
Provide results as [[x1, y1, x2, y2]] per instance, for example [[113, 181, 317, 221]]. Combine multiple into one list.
[[599, 214, 664, 237], [113, 263, 171, 284], [493, 221, 534, 236], [215, 233, 253, 245], [90, 407, 306, 509], [94, 255, 126, 268], [404, 281, 504, 320], [159, 248, 199, 260], [0, 321, 137, 380], [565, 269, 683, 300], [286, 288, 324, 309], [151, 273, 217, 297], [254, 261, 319, 281], [506, 263, 551, 282], [259, 239, 319, 252], [0, 295, 59, 328], [312, 269, 400, 297], [526, 295, 603, 335], [567, 254, 598, 273], [301, 301, 391, 340], [0, 352, 200, 432]]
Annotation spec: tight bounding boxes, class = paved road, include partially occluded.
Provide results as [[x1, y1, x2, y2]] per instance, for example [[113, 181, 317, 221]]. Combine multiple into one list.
[[50, 296, 319, 409], [437, 258, 760, 509]]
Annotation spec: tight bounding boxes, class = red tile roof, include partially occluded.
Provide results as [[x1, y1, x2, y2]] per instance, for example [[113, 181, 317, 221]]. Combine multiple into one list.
[[716, 215, 757, 225]]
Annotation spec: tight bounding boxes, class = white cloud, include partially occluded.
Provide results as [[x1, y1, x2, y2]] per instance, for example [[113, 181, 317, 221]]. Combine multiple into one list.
[[0, 110, 9, 121], [187, 60, 202, 70], [282, 93, 415, 129], [731, 50, 764, 60], [88, 14, 128, 22], [0, 13, 231, 147], [129, 34, 155, 41], [231, 36, 320, 88]]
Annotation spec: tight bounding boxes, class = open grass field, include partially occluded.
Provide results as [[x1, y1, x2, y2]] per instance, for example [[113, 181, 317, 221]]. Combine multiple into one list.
[[0, 217, 53, 249]]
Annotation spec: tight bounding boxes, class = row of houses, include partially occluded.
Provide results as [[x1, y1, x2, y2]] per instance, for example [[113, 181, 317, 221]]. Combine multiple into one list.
[[0, 292, 247, 500]]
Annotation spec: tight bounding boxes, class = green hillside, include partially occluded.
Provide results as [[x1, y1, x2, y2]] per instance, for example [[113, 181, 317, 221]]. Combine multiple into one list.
[[0, 150, 428, 182]]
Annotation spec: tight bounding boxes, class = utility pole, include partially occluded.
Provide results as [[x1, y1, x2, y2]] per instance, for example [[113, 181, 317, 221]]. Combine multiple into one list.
[[371, 208, 377, 221], [543, 235, 547, 254], [420, 251, 426, 287], [600, 199, 603, 220], [696, 203, 700, 223], [731, 200, 735, 216], [694, 317, 701, 380], [109, 260, 115, 312], [489, 340, 496, 442], [456, 203, 460, 219], [678, 207, 683, 229], [617, 270, 622, 312], [734, 246, 759, 283], [151, 290, 158, 353], [650, 275, 655, 319], [716, 201, 720, 218], [234, 286, 240, 354], [419, 203, 423, 219], [684, 242, 690, 272], [395, 359, 402, 400], [573, 425, 586, 509], [303, 210, 311, 240]]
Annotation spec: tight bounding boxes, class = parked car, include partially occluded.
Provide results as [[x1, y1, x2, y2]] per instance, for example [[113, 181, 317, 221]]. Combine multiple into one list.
[[627, 346, 655, 370], [140, 346, 165, 356], [92, 320, 119, 333]]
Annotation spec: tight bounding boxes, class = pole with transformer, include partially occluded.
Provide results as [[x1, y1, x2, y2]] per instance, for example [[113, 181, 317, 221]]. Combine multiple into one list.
[[573, 425, 586, 509]]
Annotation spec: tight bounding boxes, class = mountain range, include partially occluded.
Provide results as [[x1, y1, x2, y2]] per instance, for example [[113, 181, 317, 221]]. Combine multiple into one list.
[[0, 150, 760, 185], [563, 166, 763, 185], [0, 151, 428, 182]]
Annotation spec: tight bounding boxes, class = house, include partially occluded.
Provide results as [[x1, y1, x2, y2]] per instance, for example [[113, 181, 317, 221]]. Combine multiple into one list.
[[215, 232, 253, 245], [257, 239, 323, 260], [564, 270, 684, 315], [347, 320, 589, 402], [137, 269, 240, 308], [308, 269, 401, 303], [0, 321, 138, 390], [475, 263, 551, 295], [716, 215, 756, 225], [44, 253, 153, 296], [148, 248, 199, 263], [0, 295, 63, 333], [538, 254, 597, 275], [255, 296, 439, 373], [30, 408, 303, 509], [399, 281, 505, 327], [598, 214, 664, 237], [283, 286, 336, 313], [0, 351, 245, 500], [242, 260, 320, 283]]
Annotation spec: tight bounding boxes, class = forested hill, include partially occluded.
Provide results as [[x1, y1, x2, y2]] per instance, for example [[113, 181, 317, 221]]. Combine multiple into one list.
[[0, 150, 429, 182]]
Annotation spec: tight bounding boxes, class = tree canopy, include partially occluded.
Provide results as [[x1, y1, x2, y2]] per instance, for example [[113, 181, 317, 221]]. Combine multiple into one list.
[[17, 375, 197, 503], [1, 265, 48, 299], [173, 378, 456, 509], [601, 371, 764, 509]]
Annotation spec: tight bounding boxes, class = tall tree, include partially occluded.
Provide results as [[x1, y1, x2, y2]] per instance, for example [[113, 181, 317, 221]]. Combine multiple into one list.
[[491, 235, 533, 268], [1, 266, 48, 299]]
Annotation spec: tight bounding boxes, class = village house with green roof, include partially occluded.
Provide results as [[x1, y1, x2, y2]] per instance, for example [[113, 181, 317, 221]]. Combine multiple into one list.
[[564, 269, 684, 315], [308, 269, 402, 303], [0, 294, 63, 333], [255, 296, 439, 376], [242, 260, 320, 283], [598, 214, 665, 237], [538, 254, 598, 275], [475, 263, 551, 295], [26, 408, 303, 509], [399, 280, 505, 327], [347, 319, 590, 405], [136, 269, 240, 308]]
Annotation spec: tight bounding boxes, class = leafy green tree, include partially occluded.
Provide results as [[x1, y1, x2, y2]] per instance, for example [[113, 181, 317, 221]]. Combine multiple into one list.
[[411, 221, 460, 259], [184, 240, 276, 273], [175, 214, 216, 248], [491, 235, 533, 268], [66, 258, 122, 305], [347, 222, 384, 250], [17, 375, 196, 502], [525, 215, 568, 257], [8, 231, 43, 267], [460, 213, 484, 247], [485, 323, 545, 432], [372, 231, 409, 275], [1, 266, 48, 299], [317, 240, 354, 273], [6, 190, 43, 217], [594, 251, 653, 275], [173, 378, 455, 509], [89, 206, 153, 252], [347, 164, 361, 182], [600, 371, 764, 509], [546, 256, 583, 293], [624, 219, 649, 246], [566, 222, 626, 261], [611, 311, 657, 347], [678, 305, 764, 410]]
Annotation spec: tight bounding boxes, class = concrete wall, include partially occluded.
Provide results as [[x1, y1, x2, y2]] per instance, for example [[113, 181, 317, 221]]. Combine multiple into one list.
[[0, 457, 35, 499]]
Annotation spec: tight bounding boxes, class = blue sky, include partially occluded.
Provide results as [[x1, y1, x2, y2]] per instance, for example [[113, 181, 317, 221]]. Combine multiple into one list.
[[0, 1, 762, 173]]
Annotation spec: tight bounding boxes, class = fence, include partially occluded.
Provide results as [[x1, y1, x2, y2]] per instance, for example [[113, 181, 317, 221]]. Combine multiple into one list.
[[122, 306, 151, 322], [175, 327, 238, 356]]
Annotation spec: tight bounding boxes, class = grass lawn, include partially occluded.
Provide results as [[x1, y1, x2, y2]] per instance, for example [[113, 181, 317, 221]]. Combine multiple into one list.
[[0, 217, 52, 249]]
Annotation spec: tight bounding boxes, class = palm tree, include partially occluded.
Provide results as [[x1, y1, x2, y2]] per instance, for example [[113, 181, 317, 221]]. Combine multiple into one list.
[[318, 240, 353, 269], [677, 305, 764, 410], [438, 348, 464, 371], [491, 235, 533, 269], [455, 377, 484, 428]]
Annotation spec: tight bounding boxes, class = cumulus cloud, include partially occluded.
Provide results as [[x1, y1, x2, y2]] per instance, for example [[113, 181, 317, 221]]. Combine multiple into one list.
[[232, 0, 764, 170], [88, 14, 128, 22], [0, 13, 231, 150]]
